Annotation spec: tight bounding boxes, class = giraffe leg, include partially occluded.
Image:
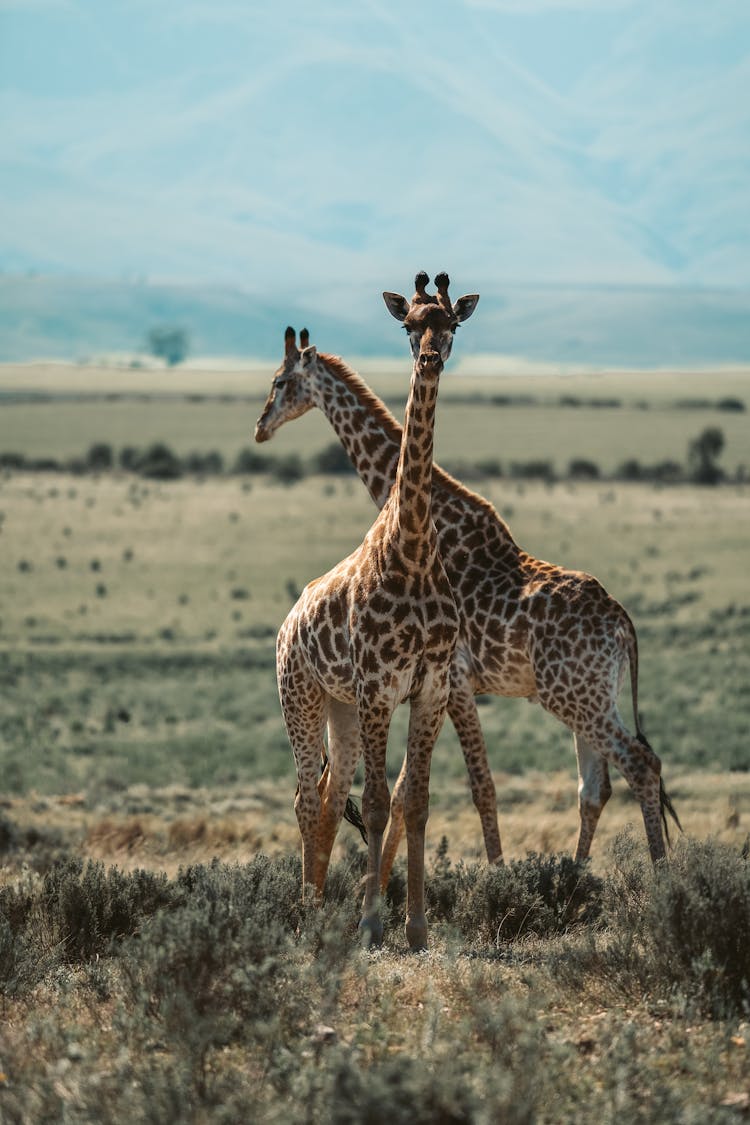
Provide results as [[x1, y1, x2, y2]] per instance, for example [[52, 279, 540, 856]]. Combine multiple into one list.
[[584, 716, 665, 863], [447, 670, 503, 865], [278, 657, 328, 891], [315, 700, 362, 891], [380, 755, 407, 893], [381, 670, 503, 889], [402, 673, 451, 952], [293, 748, 324, 889], [358, 709, 392, 947], [573, 733, 612, 861]]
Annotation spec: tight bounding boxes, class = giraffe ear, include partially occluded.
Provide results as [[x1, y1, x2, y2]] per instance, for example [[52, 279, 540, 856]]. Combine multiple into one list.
[[453, 294, 479, 323], [383, 292, 410, 323], [300, 345, 317, 367]]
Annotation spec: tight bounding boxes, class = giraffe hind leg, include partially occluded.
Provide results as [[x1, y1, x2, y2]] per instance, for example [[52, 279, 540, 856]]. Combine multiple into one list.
[[584, 717, 666, 863], [402, 673, 451, 952], [447, 674, 503, 865], [573, 733, 612, 862], [637, 731, 682, 845], [315, 700, 363, 891], [380, 755, 407, 893]]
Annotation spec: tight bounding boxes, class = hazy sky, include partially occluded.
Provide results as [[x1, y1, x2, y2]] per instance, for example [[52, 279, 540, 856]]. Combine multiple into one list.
[[2, 0, 749, 317]]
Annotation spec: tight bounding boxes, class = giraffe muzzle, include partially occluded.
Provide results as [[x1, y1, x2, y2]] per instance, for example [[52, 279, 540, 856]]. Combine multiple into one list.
[[418, 350, 443, 373]]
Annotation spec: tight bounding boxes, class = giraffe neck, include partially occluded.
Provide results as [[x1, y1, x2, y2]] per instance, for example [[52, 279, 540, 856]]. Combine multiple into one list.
[[313, 354, 401, 508], [312, 352, 519, 556], [391, 360, 439, 564]]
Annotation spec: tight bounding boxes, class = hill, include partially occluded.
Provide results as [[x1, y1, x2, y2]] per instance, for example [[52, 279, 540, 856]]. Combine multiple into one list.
[[1, 275, 749, 367]]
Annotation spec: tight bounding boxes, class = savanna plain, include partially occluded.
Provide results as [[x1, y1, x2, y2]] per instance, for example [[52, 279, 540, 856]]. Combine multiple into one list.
[[0, 360, 749, 1122]]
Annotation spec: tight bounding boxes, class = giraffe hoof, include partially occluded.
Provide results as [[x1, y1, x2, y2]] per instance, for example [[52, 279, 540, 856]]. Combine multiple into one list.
[[405, 917, 428, 952], [359, 915, 384, 950]]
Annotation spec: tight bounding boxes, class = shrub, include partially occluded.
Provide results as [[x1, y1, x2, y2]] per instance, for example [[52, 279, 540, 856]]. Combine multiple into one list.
[[568, 458, 600, 480], [39, 858, 176, 961], [137, 442, 183, 480], [146, 325, 189, 367], [475, 457, 503, 478], [454, 853, 602, 944], [603, 834, 750, 1017], [86, 442, 114, 471], [651, 459, 684, 483], [312, 443, 356, 474], [120, 856, 318, 1066], [425, 835, 473, 923], [688, 426, 726, 485], [27, 457, 63, 472], [233, 447, 272, 473], [509, 460, 556, 482], [616, 458, 643, 481], [717, 397, 745, 412], [119, 445, 141, 471], [184, 450, 224, 475], [0, 453, 25, 470], [272, 454, 304, 485], [311, 1052, 480, 1125]]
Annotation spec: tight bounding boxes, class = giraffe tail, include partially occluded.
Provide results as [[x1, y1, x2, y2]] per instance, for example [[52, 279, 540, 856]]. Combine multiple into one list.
[[658, 773, 683, 845], [343, 796, 368, 843], [626, 616, 683, 848], [319, 753, 368, 843]]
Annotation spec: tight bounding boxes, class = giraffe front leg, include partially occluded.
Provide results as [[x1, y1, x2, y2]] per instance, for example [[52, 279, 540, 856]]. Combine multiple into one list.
[[359, 710, 392, 948], [447, 668, 503, 865], [403, 679, 450, 952], [295, 770, 323, 890]]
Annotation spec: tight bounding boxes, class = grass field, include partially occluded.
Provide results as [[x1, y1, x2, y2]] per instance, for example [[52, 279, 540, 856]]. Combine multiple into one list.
[[1, 362, 749, 1120], [2, 361, 749, 475]]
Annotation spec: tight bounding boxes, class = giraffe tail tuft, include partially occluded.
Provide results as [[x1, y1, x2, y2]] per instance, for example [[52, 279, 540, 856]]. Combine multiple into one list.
[[636, 731, 683, 848], [659, 775, 683, 848], [628, 618, 682, 849], [319, 752, 368, 843], [344, 796, 368, 843]]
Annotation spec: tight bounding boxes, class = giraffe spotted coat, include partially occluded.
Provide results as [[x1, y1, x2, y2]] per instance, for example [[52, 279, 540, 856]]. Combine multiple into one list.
[[258, 311, 680, 872]]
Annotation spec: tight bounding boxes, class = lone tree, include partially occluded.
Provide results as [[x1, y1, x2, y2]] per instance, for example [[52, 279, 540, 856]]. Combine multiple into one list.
[[688, 425, 725, 485], [146, 326, 190, 367]]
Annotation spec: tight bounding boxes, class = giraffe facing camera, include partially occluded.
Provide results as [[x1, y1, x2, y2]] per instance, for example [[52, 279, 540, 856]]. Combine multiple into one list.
[[273, 272, 475, 951]]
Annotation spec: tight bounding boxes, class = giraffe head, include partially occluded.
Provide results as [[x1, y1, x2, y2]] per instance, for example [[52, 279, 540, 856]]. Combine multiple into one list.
[[254, 326, 317, 443], [383, 272, 479, 374]]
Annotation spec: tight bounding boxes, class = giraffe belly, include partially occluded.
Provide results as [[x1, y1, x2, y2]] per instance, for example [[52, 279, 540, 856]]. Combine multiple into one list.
[[472, 663, 538, 699], [465, 635, 537, 698]]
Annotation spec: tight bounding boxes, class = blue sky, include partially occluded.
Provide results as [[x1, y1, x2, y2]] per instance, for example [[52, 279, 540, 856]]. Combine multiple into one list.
[[2, 0, 749, 322]]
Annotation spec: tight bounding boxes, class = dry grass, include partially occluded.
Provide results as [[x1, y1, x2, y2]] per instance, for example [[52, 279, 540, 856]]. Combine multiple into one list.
[[3, 770, 747, 881]]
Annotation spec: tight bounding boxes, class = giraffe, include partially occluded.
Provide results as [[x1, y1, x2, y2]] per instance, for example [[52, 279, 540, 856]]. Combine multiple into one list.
[[256, 306, 681, 875], [273, 272, 478, 950]]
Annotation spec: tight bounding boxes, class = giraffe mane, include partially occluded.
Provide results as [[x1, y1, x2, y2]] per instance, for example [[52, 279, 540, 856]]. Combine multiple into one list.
[[317, 351, 515, 539]]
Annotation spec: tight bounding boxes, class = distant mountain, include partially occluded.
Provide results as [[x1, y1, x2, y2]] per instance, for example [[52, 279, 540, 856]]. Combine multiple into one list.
[[1, 275, 748, 368]]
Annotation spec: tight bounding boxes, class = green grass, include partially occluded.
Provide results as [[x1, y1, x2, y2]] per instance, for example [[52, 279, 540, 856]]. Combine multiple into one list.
[[1, 468, 748, 801], [1, 363, 749, 473]]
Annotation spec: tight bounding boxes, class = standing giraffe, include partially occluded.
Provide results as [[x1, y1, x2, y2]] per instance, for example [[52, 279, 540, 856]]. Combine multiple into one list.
[[257, 309, 681, 873], [274, 272, 478, 950]]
